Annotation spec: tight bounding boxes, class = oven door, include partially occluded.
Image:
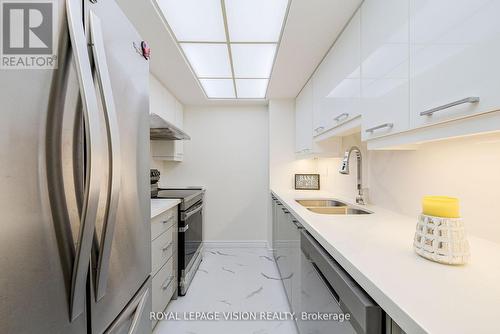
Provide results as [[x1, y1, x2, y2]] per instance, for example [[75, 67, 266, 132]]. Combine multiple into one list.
[[180, 200, 203, 268]]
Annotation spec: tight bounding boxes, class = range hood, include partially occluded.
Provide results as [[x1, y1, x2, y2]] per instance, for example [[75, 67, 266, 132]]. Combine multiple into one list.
[[150, 113, 191, 140]]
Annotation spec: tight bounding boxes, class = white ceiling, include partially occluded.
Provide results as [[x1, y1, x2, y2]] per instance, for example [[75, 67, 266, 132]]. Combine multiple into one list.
[[116, 0, 362, 106]]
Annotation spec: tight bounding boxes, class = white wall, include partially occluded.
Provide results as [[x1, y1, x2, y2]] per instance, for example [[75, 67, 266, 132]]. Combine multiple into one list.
[[318, 132, 500, 244], [269, 99, 318, 190], [368, 132, 500, 243], [157, 105, 269, 244], [268, 99, 318, 247]]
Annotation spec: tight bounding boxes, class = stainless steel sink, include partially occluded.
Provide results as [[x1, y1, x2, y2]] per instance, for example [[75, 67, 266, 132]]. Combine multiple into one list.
[[296, 199, 372, 215], [295, 199, 348, 207], [306, 207, 372, 215]]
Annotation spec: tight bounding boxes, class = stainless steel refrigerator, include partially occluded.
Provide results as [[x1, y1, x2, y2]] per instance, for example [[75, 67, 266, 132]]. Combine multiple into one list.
[[0, 0, 151, 333]]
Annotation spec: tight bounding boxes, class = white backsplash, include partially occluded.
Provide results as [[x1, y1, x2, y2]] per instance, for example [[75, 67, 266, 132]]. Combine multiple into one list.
[[317, 132, 500, 244]]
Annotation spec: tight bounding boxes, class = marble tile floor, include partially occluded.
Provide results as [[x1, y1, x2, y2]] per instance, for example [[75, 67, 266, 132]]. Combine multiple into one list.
[[153, 248, 299, 334]]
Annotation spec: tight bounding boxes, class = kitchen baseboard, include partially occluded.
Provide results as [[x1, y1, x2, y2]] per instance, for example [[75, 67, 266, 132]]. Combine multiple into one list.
[[203, 240, 267, 249]]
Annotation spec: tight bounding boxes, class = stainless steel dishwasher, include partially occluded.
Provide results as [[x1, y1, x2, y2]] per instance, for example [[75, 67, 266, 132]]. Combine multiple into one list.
[[300, 230, 383, 334]]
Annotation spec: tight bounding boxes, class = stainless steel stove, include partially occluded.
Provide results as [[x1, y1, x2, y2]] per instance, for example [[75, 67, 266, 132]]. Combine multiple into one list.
[[153, 186, 204, 296]]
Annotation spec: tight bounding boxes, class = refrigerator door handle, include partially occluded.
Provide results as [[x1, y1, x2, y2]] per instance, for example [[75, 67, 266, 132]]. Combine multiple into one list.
[[127, 289, 149, 334], [105, 283, 150, 334], [89, 11, 122, 302], [66, 0, 104, 321]]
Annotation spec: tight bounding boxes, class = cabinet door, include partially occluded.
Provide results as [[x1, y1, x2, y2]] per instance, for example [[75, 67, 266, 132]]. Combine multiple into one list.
[[313, 10, 361, 136], [173, 100, 184, 157], [277, 209, 293, 304], [295, 79, 314, 153], [150, 75, 176, 122], [283, 213, 294, 306], [361, 0, 410, 140], [410, 0, 500, 128], [275, 207, 285, 273]]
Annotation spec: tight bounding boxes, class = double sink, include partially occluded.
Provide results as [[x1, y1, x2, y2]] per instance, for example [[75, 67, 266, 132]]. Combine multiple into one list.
[[296, 199, 372, 215]]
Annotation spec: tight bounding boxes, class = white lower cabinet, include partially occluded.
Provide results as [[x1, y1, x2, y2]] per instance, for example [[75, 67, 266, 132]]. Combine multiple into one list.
[[410, 0, 500, 128], [361, 0, 410, 141], [151, 205, 178, 329]]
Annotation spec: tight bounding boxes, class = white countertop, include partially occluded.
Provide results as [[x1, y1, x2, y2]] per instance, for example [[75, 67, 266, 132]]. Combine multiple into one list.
[[271, 189, 500, 334], [151, 198, 180, 219]]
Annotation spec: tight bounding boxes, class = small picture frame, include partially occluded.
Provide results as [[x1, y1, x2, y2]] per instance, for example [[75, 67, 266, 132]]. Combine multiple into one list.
[[295, 174, 320, 190]]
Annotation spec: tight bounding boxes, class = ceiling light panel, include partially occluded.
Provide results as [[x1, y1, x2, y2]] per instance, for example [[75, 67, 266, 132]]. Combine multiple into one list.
[[236, 79, 269, 98], [225, 0, 289, 42], [181, 43, 232, 78], [200, 79, 236, 98], [156, 0, 226, 42], [231, 44, 277, 78]]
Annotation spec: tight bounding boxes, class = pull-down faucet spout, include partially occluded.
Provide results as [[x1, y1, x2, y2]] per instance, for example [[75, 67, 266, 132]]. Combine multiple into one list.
[[339, 146, 366, 205]]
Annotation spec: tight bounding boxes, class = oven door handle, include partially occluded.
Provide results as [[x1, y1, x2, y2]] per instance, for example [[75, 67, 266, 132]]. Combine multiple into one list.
[[182, 204, 203, 220]]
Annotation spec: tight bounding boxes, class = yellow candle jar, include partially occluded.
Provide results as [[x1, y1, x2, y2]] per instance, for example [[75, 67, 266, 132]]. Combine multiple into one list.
[[422, 196, 460, 218]]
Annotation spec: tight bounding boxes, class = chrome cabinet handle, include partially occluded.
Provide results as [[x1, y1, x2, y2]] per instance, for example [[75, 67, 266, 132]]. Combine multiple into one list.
[[314, 126, 325, 133], [292, 220, 303, 229], [162, 276, 175, 290], [66, 0, 104, 320], [162, 241, 173, 251], [90, 11, 123, 302], [365, 123, 394, 133], [420, 97, 480, 116], [334, 113, 349, 122], [179, 225, 189, 233]]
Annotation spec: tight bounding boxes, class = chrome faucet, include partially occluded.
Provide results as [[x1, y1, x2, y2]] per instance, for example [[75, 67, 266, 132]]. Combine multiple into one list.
[[339, 146, 366, 205]]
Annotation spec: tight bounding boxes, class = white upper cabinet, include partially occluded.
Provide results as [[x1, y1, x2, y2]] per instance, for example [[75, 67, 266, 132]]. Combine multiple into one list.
[[150, 75, 185, 161], [295, 79, 313, 153], [295, 78, 342, 157], [410, 0, 500, 128], [312, 10, 361, 138], [361, 0, 410, 140], [173, 99, 184, 158]]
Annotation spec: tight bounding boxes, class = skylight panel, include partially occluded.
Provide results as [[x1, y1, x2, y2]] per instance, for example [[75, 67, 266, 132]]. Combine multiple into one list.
[[156, 0, 226, 42], [154, 0, 290, 99], [225, 0, 289, 42], [231, 44, 277, 78], [235, 79, 269, 98], [200, 79, 236, 98], [180, 43, 232, 78]]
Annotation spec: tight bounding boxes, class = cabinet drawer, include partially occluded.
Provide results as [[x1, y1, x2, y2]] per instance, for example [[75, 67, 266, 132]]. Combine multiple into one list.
[[152, 226, 175, 276], [152, 256, 176, 314], [151, 207, 177, 241]]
